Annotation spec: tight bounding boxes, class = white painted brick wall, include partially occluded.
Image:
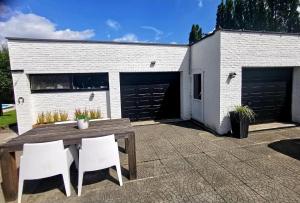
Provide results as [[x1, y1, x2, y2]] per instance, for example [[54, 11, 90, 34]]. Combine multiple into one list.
[[219, 31, 300, 134], [32, 91, 109, 120], [191, 32, 221, 132], [8, 40, 190, 134], [11, 73, 34, 134]]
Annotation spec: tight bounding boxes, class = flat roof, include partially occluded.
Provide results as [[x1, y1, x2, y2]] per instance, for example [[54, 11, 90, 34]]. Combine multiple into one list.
[[6, 37, 189, 47], [7, 29, 300, 48], [190, 28, 300, 46]]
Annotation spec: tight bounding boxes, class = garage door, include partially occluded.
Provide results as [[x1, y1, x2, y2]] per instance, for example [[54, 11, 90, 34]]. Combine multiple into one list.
[[242, 68, 293, 123], [120, 72, 180, 121]]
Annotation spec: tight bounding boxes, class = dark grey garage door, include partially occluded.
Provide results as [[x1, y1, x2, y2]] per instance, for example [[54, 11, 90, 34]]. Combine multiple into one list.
[[242, 68, 293, 123], [120, 72, 180, 121]]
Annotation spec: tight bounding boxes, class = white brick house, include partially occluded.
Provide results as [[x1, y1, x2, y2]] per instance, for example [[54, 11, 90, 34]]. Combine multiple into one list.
[[7, 29, 300, 135]]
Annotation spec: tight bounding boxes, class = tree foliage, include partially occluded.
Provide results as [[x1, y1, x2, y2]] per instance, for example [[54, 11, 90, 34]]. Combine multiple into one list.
[[216, 0, 300, 33], [189, 24, 203, 44], [0, 47, 11, 91], [0, 46, 13, 115]]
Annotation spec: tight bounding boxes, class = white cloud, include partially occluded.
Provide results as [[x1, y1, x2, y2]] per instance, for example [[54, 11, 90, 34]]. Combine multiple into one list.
[[141, 26, 163, 41], [170, 41, 177, 44], [197, 0, 203, 8], [0, 12, 95, 46], [106, 19, 121, 30], [113, 33, 139, 42]]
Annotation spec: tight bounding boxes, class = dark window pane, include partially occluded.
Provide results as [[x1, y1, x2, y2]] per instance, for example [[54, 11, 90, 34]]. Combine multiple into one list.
[[30, 73, 109, 92], [31, 75, 71, 90], [193, 74, 201, 100], [73, 73, 109, 90]]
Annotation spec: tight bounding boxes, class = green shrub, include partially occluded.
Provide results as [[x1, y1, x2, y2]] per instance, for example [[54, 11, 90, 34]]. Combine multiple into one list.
[[37, 112, 45, 124], [45, 112, 54, 123], [90, 109, 101, 119], [53, 111, 60, 122], [233, 105, 255, 121], [59, 111, 69, 121]]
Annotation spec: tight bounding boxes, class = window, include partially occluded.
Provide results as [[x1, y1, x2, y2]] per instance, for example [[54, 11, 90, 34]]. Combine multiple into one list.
[[30, 75, 71, 91], [193, 74, 202, 100], [73, 74, 109, 90], [30, 73, 109, 92]]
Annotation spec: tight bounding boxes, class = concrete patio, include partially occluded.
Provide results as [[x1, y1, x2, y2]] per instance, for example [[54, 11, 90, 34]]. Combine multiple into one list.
[[1, 121, 300, 203]]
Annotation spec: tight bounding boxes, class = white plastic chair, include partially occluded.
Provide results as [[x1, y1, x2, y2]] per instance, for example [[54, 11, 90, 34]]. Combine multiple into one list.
[[18, 140, 78, 203], [78, 134, 123, 196]]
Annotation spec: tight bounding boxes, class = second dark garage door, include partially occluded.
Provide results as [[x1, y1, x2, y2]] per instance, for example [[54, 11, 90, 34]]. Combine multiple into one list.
[[242, 68, 293, 123], [120, 72, 180, 121]]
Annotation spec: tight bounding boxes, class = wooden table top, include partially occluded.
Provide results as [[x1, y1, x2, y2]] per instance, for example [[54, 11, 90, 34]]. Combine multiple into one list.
[[0, 118, 134, 152]]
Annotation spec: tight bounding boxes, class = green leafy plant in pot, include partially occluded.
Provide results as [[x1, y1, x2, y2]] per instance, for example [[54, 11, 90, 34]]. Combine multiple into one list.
[[76, 114, 89, 130], [229, 105, 255, 139]]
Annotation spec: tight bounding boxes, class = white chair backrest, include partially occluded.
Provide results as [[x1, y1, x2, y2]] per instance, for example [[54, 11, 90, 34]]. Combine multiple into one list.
[[80, 135, 119, 171], [21, 140, 67, 179]]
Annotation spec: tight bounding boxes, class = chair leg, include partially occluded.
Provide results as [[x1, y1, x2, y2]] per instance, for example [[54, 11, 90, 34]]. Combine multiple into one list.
[[116, 164, 123, 186], [78, 170, 84, 196], [69, 145, 79, 169], [62, 171, 71, 197], [17, 177, 24, 203]]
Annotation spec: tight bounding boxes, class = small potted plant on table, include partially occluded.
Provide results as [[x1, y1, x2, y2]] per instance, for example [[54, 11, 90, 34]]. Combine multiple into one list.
[[229, 105, 255, 139], [76, 113, 89, 130]]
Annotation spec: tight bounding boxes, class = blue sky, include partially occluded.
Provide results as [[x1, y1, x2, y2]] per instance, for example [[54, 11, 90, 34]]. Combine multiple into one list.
[[0, 0, 221, 44]]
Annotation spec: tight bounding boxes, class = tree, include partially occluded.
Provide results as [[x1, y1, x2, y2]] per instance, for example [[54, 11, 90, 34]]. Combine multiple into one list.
[[0, 46, 12, 116], [189, 24, 202, 44], [215, 0, 300, 33], [244, 0, 258, 30], [234, 0, 245, 29], [216, 0, 226, 29], [224, 0, 234, 28], [286, 0, 300, 32], [254, 0, 267, 30]]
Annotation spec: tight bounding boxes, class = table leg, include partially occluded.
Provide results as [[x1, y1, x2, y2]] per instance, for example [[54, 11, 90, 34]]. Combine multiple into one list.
[[124, 138, 129, 153], [0, 151, 18, 201], [127, 133, 137, 180]]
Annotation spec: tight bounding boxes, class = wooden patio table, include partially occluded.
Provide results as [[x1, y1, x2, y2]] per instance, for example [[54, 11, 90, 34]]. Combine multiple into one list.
[[0, 118, 137, 201]]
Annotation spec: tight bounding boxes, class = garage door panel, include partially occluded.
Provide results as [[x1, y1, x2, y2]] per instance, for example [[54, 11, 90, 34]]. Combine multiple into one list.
[[120, 72, 180, 121], [242, 68, 292, 123]]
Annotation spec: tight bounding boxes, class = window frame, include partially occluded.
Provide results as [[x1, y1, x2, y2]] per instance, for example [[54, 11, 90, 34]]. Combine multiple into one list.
[[29, 73, 109, 93], [193, 73, 202, 100]]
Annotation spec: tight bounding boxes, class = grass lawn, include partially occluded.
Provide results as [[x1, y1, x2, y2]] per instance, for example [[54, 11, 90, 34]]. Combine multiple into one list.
[[0, 110, 17, 128]]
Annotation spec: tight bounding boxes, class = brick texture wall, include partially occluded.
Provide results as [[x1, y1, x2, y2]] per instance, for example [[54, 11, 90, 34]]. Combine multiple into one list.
[[8, 40, 190, 134], [191, 32, 221, 132], [219, 31, 300, 134]]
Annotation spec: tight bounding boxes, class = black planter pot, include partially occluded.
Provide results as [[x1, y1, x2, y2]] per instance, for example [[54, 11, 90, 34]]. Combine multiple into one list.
[[229, 112, 250, 139]]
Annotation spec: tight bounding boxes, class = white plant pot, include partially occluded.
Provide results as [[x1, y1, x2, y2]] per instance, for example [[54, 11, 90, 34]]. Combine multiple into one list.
[[77, 119, 89, 130]]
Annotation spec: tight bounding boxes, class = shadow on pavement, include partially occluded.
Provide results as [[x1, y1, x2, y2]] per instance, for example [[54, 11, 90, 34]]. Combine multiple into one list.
[[268, 139, 300, 161]]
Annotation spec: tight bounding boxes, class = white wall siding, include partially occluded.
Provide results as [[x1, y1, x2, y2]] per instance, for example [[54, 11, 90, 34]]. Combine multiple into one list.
[[292, 68, 300, 123], [32, 91, 109, 121], [109, 72, 121, 119], [219, 31, 300, 134], [8, 41, 189, 73], [8, 40, 190, 134], [191, 32, 221, 132], [11, 73, 34, 134]]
